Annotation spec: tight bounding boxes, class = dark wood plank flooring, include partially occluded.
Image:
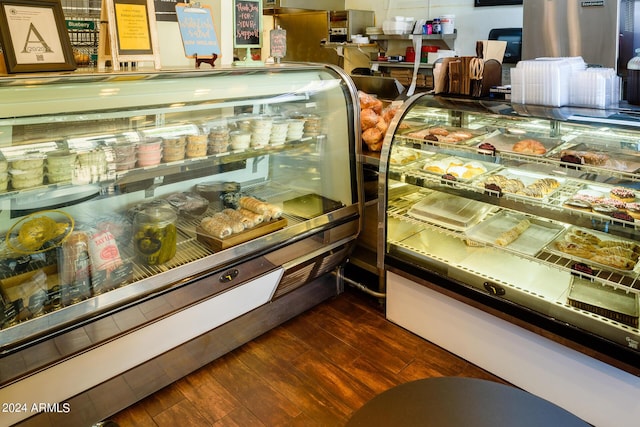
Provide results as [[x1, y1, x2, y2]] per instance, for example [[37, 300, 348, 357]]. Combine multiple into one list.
[[110, 287, 509, 426]]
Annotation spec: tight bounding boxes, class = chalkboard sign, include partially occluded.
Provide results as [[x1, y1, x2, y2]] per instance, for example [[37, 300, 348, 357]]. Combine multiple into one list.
[[270, 28, 286, 59], [176, 4, 220, 57], [233, 0, 261, 48]]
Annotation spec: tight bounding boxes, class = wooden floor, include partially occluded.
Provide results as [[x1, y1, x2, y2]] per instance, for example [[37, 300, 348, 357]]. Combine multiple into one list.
[[110, 287, 509, 427]]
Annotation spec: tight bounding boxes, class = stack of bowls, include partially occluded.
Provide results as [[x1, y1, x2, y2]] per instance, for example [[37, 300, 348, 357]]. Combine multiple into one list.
[[286, 119, 305, 141], [113, 143, 137, 171], [137, 138, 163, 166], [208, 126, 230, 154], [186, 134, 208, 158], [162, 136, 186, 162], [270, 120, 289, 145], [10, 156, 45, 189], [46, 150, 77, 183], [250, 117, 273, 148]]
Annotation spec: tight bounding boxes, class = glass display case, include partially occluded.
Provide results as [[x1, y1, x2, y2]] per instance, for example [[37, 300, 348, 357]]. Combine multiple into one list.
[[379, 95, 640, 425], [0, 64, 361, 426]]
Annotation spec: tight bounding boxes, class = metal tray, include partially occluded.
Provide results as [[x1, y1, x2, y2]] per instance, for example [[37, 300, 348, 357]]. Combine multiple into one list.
[[465, 211, 564, 256], [547, 138, 640, 173], [420, 154, 500, 182], [477, 132, 561, 156], [568, 276, 639, 327], [477, 169, 565, 201], [402, 126, 485, 145], [406, 192, 496, 232], [546, 227, 640, 273]]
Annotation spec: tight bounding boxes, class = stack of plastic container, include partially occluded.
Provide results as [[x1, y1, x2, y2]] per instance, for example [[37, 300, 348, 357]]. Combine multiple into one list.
[[511, 57, 586, 107], [569, 68, 620, 109], [511, 56, 619, 109]]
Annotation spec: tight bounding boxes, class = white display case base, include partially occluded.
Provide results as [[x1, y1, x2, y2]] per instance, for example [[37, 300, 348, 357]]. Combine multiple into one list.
[[386, 270, 640, 427]]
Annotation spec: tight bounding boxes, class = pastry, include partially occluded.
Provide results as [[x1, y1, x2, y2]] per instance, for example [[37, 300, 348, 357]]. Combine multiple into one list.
[[560, 150, 609, 166], [423, 162, 446, 174], [358, 91, 383, 114], [595, 246, 638, 261], [361, 108, 379, 131], [555, 241, 595, 258], [610, 187, 636, 203], [428, 127, 449, 136], [238, 208, 264, 226], [563, 198, 592, 211], [446, 166, 468, 179], [592, 204, 621, 216], [238, 196, 282, 220], [512, 139, 547, 155], [570, 229, 602, 245], [625, 202, 640, 220], [450, 131, 473, 141], [591, 254, 636, 270], [362, 127, 384, 151], [200, 216, 233, 239], [495, 219, 531, 246]]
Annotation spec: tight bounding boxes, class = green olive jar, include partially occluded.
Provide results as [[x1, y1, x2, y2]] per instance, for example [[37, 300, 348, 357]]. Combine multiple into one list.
[[133, 207, 177, 265]]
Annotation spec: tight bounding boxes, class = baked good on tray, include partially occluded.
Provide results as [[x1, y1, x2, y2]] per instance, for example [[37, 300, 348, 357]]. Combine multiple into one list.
[[482, 174, 559, 198], [559, 149, 609, 166], [553, 229, 639, 270], [610, 186, 636, 203], [512, 139, 547, 155]]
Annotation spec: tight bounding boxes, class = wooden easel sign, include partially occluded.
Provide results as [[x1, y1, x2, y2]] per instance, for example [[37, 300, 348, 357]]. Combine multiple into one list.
[[98, 0, 161, 70], [175, 2, 220, 68]]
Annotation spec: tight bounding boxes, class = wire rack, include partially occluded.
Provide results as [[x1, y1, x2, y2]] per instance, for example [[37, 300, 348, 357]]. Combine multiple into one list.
[[61, 0, 102, 69]]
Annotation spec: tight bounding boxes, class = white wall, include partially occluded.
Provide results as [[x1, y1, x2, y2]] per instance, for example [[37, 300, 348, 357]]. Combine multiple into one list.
[[346, 0, 523, 57]]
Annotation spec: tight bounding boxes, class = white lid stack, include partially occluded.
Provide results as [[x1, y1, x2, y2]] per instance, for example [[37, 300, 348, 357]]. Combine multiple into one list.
[[511, 57, 619, 109]]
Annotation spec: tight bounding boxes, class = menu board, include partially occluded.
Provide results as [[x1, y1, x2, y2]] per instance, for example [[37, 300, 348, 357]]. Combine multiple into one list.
[[176, 4, 220, 57], [233, 0, 261, 48]]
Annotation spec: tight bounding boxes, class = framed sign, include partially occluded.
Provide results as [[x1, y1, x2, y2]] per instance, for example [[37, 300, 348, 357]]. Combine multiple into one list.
[[233, 0, 261, 49], [98, 0, 161, 70], [0, 0, 76, 73], [113, 0, 153, 55], [176, 3, 220, 58]]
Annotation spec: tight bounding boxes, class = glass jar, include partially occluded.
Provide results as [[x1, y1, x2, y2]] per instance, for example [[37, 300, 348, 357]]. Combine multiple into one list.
[[133, 207, 177, 265]]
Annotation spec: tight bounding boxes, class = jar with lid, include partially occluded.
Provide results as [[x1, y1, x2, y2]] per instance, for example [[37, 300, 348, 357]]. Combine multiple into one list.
[[627, 48, 640, 105], [133, 207, 177, 265], [405, 46, 416, 62]]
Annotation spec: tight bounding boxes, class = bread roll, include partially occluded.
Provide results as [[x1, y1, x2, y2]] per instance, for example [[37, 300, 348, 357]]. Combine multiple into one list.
[[200, 216, 232, 238], [360, 108, 379, 131]]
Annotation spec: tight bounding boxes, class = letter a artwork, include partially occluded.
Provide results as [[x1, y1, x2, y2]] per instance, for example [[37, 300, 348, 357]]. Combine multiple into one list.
[[21, 23, 54, 55]]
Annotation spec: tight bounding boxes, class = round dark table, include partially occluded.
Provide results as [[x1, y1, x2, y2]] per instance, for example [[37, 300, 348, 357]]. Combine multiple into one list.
[[346, 377, 590, 427]]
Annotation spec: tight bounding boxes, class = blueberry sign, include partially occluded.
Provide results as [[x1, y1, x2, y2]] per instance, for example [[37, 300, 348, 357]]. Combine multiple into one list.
[[234, 0, 261, 48]]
